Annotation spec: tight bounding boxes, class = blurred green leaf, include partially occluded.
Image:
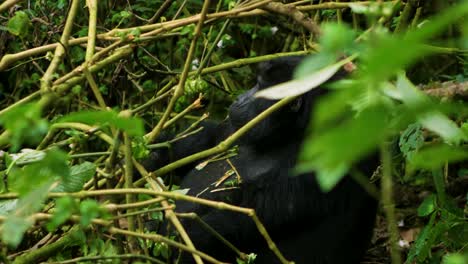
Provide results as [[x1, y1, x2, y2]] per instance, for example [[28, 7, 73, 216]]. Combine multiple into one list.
[[294, 53, 336, 79], [443, 254, 467, 264], [319, 23, 356, 54], [349, 2, 395, 17], [311, 81, 359, 130], [7, 11, 31, 38], [0, 200, 18, 216], [255, 56, 355, 99], [409, 144, 468, 171], [2, 149, 69, 246], [417, 194, 436, 217], [419, 112, 466, 145], [396, 73, 465, 144], [1, 182, 51, 247], [298, 106, 389, 191], [79, 199, 103, 227], [405, 3, 468, 43], [58, 110, 145, 137], [361, 35, 431, 82], [0, 103, 48, 152], [9, 149, 69, 195], [46, 197, 76, 231], [1, 215, 33, 248]]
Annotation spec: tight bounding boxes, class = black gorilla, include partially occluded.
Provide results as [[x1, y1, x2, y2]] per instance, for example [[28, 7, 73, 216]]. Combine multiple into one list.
[[146, 56, 379, 264]]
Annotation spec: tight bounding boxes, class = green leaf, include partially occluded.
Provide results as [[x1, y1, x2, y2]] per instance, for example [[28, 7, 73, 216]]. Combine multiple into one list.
[[8, 149, 46, 167], [1, 215, 33, 248], [319, 23, 356, 54], [407, 213, 450, 263], [409, 144, 468, 171], [396, 73, 466, 144], [255, 56, 356, 99], [297, 106, 389, 191], [0, 200, 18, 216], [443, 254, 467, 264], [0, 103, 49, 151], [58, 110, 145, 137], [447, 222, 468, 246], [399, 123, 425, 161], [417, 194, 436, 217], [293, 53, 336, 79], [311, 81, 360, 129], [46, 197, 76, 231], [53, 162, 96, 192], [362, 35, 431, 82], [405, 3, 468, 43], [1, 183, 51, 247], [349, 2, 395, 17], [419, 112, 466, 144], [79, 199, 103, 227], [314, 164, 349, 191], [132, 137, 150, 160], [7, 11, 31, 38], [9, 149, 69, 195], [361, 3, 468, 83]]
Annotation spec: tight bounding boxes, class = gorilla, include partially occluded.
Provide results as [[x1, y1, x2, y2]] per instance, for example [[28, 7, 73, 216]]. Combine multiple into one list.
[[145, 56, 379, 264]]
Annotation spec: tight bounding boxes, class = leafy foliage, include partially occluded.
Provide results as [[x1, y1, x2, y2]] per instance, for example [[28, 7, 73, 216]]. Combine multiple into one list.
[[0, 0, 466, 263]]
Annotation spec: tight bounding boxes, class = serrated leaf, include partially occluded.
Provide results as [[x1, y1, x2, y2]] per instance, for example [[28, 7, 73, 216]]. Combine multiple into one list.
[[255, 56, 355, 100], [53, 162, 96, 192], [9, 149, 46, 166], [9, 149, 69, 195], [399, 123, 425, 161]]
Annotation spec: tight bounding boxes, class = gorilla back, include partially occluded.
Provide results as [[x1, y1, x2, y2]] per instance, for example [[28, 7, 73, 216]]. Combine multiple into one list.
[[150, 56, 379, 264]]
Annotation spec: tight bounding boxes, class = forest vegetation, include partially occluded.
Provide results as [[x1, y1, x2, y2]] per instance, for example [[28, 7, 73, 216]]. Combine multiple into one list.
[[0, 0, 467, 264]]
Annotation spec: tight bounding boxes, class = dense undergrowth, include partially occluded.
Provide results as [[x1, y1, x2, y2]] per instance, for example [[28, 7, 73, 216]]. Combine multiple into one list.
[[0, 1, 467, 263]]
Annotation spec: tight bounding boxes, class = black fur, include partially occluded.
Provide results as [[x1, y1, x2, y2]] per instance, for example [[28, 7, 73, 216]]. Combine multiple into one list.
[[146, 56, 378, 264]]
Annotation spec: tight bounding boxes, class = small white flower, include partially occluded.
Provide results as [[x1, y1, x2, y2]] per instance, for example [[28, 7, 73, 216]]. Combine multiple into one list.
[[191, 58, 199, 70], [398, 239, 410, 248], [217, 40, 224, 48], [398, 219, 405, 227], [270, 26, 278, 34]]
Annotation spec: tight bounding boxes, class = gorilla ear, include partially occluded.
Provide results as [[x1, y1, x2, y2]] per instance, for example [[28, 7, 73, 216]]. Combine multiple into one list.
[[290, 97, 302, 112]]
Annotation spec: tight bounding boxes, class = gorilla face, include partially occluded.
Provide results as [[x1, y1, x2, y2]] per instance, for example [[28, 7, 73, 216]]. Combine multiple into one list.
[[228, 56, 313, 146]]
